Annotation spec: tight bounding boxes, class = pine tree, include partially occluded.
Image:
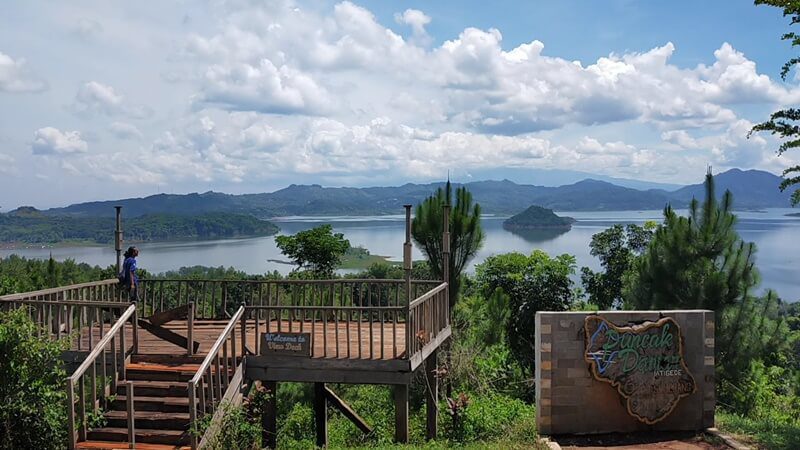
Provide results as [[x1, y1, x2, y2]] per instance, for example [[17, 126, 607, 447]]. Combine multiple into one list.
[[412, 180, 485, 308], [624, 169, 787, 394]]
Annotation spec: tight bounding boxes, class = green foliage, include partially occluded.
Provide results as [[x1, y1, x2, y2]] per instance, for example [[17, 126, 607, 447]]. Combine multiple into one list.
[[475, 250, 576, 375], [580, 223, 654, 310], [624, 171, 759, 313], [440, 393, 537, 444], [0, 308, 69, 450], [750, 0, 800, 205], [0, 255, 116, 296], [275, 224, 350, 277], [0, 213, 279, 245], [412, 180, 485, 307]]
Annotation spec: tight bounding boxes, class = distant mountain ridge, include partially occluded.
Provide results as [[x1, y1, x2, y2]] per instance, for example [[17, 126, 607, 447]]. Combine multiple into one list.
[[33, 169, 791, 218]]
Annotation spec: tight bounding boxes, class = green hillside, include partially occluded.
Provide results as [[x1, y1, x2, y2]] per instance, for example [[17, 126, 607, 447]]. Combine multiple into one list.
[[0, 212, 279, 245]]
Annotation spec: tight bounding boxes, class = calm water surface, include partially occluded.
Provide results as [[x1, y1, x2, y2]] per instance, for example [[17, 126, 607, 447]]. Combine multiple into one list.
[[3, 209, 798, 301]]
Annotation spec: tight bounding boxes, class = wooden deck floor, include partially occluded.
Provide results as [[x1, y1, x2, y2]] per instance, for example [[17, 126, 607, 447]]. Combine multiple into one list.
[[75, 319, 407, 360]]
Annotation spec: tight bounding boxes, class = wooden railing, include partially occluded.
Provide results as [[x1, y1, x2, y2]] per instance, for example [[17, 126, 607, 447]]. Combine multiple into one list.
[[138, 278, 440, 320], [66, 303, 138, 450], [0, 278, 125, 303], [406, 282, 449, 360], [0, 299, 136, 353], [188, 306, 246, 449]]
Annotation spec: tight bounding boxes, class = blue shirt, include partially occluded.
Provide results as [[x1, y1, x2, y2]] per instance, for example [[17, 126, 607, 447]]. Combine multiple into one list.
[[123, 256, 138, 286]]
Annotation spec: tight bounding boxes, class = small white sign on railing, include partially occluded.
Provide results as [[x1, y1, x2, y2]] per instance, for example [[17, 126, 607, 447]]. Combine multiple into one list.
[[260, 332, 311, 357]]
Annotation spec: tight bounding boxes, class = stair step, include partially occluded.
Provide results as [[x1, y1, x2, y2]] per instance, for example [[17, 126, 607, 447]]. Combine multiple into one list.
[[104, 410, 190, 430], [110, 395, 189, 413], [131, 354, 206, 365], [126, 363, 199, 382], [76, 440, 190, 450], [117, 381, 187, 397], [86, 428, 187, 445]]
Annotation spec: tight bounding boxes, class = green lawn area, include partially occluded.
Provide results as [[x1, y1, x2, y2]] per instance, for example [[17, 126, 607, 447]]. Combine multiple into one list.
[[717, 410, 800, 450]]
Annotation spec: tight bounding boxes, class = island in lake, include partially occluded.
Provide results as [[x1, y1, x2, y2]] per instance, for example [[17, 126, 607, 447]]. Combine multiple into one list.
[[503, 205, 576, 230]]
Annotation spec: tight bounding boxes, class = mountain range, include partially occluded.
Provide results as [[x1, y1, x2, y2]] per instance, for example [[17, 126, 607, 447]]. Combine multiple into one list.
[[16, 169, 793, 218]]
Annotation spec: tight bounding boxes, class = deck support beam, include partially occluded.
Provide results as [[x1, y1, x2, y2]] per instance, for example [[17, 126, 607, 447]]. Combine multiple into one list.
[[394, 384, 409, 443], [262, 381, 277, 449], [314, 382, 328, 448], [425, 349, 438, 440]]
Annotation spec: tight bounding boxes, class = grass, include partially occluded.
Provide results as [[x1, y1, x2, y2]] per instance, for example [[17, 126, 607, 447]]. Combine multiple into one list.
[[717, 410, 800, 450]]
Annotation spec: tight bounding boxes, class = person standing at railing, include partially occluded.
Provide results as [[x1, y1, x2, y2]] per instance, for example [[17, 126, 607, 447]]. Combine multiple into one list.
[[120, 246, 140, 302]]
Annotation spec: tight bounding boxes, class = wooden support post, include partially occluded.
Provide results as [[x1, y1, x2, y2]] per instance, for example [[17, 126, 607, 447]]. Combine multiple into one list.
[[187, 302, 195, 356], [314, 382, 327, 448], [426, 349, 439, 440], [394, 384, 409, 444], [324, 386, 372, 434], [262, 381, 277, 449]]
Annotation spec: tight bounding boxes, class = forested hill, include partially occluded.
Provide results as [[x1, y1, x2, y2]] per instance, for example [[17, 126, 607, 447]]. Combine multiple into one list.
[[0, 212, 279, 245], [36, 169, 790, 218]]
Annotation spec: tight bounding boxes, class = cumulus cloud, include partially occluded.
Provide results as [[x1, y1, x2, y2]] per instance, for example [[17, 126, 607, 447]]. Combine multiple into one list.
[[179, 2, 798, 137], [395, 9, 432, 46], [0, 51, 47, 93], [71, 81, 150, 118], [195, 60, 333, 114], [31, 127, 89, 155], [109, 122, 143, 140]]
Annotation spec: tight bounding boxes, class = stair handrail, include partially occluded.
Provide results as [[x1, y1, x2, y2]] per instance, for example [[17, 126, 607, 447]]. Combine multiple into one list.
[[66, 303, 138, 450], [188, 305, 245, 449]]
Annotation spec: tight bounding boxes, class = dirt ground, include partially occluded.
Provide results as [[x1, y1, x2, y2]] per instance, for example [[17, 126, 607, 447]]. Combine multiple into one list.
[[554, 431, 730, 450]]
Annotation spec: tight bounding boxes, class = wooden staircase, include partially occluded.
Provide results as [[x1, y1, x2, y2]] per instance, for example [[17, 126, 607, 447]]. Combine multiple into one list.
[[76, 355, 204, 450]]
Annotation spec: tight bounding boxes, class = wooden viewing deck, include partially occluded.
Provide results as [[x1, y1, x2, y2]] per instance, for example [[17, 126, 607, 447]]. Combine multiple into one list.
[[0, 204, 453, 449]]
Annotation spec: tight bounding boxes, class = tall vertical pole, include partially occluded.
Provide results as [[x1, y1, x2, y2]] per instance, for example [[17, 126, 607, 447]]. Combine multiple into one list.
[[441, 204, 450, 304], [441, 204, 451, 398], [114, 206, 123, 274], [403, 205, 413, 304]]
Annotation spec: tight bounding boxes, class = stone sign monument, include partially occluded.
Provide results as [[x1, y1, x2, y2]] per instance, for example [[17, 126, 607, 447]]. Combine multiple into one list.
[[535, 311, 714, 435]]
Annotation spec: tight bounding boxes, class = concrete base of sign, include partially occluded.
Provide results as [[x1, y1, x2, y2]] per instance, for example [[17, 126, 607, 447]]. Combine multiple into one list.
[[535, 310, 715, 435]]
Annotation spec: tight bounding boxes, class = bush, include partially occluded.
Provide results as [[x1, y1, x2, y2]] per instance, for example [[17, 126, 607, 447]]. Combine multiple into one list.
[[0, 308, 69, 450], [441, 393, 536, 444]]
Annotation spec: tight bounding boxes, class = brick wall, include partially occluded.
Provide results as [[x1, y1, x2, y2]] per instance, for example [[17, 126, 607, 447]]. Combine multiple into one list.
[[535, 310, 715, 435]]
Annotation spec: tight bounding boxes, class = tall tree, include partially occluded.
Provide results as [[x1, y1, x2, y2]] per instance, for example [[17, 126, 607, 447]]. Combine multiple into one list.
[[580, 223, 654, 310], [412, 181, 485, 308], [750, 0, 800, 204], [624, 169, 787, 396], [275, 224, 350, 277]]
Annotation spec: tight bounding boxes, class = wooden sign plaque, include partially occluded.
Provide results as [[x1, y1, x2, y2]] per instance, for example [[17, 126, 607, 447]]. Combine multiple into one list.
[[260, 332, 312, 357], [584, 316, 696, 424]]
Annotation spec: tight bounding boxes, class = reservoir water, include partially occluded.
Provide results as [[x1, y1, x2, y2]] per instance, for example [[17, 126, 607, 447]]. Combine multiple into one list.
[[2, 209, 799, 302]]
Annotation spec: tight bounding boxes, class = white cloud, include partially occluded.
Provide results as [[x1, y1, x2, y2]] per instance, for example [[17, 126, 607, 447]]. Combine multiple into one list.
[[196, 59, 333, 114], [109, 122, 143, 140], [71, 81, 150, 118], [0, 51, 47, 93], [0, 153, 15, 174], [661, 130, 700, 149], [394, 9, 431, 46], [31, 127, 89, 155], [72, 18, 103, 39]]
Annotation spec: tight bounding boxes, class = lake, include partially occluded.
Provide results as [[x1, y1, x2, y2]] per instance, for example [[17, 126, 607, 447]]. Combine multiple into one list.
[[3, 209, 799, 302]]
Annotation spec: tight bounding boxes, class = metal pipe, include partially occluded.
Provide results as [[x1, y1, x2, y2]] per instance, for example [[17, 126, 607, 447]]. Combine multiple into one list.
[[115, 206, 123, 274]]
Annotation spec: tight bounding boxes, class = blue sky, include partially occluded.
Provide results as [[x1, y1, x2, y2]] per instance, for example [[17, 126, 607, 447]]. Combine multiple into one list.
[[0, 0, 798, 208]]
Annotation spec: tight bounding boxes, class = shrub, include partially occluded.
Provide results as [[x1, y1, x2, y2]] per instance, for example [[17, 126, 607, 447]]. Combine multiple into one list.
[[441, 393, 536, 443], [0, 308, 69, 450]]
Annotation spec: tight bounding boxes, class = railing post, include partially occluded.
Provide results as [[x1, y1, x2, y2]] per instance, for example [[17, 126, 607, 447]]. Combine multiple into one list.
[[67, 378, 77, 450], [132, 305, 139, 355], [189, 381, 198, 450], [188, 301, 195, 356], [127, 381, 135, 449]]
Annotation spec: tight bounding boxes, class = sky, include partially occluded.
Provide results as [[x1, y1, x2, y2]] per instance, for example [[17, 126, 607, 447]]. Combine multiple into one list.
[[1, 0, 799, 209]]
